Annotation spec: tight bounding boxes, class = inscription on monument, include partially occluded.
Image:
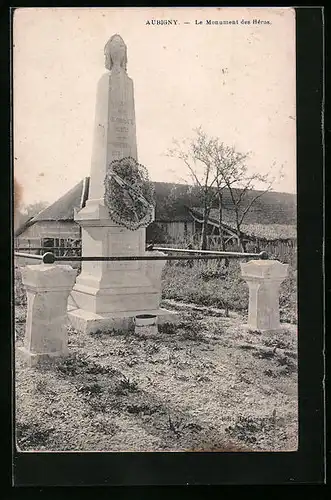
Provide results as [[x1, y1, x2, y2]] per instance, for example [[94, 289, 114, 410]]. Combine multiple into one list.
[[110, 117, 135, 126], [115, 126, 129, 133], [107, 231, 140, 271], [112, 142, 130, 149], [108, 104, 134, 158]]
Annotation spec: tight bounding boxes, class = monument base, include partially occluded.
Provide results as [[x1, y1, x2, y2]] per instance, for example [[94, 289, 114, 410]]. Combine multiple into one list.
[[243, 324, 287, 335], [17, 346, 68, 368], [67, 305, 179, 334]]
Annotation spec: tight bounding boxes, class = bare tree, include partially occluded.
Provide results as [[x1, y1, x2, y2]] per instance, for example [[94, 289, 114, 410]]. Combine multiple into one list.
[[167, 128, 250, 251], [167, 129, 219, 250], [167, 127, 280, 252], [211, 145, 248, 250], [206, 143, 248, 251], [221, 159, 280, 251]]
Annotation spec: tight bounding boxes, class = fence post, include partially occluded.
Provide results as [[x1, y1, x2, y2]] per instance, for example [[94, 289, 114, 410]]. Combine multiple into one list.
[[240, 260, 288, 332], [18, 263, 77, 367]]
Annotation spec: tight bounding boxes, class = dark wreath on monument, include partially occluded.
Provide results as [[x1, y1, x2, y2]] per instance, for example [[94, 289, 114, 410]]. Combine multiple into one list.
[[104, 156, 155, 230]]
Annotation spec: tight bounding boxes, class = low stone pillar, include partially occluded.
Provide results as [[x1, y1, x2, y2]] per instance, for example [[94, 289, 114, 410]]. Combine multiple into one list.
[[240, 260, 288, 332], [144, 251, 167, 305], [18, 263, 77, 367]]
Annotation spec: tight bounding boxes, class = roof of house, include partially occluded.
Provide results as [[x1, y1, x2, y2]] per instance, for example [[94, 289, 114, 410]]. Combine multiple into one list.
[[14, 216, 35, 237], [17, 178, 296, 241], [154, 182, 297, 225], [31, 178, 89, 223], [22, 179, 196, 225], [189, 206, 297, 241]]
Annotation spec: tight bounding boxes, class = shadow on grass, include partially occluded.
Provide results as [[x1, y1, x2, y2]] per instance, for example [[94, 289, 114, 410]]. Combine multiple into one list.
[[16, 422, 55, 450]]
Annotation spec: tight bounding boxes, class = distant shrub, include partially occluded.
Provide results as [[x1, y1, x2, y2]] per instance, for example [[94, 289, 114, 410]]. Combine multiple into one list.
[[146, 222, 168, 244]]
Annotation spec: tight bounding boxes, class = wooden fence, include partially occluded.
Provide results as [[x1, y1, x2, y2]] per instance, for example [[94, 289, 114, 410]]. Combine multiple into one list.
[[209, 238, 296, 267], [156, 236, 297, 268]]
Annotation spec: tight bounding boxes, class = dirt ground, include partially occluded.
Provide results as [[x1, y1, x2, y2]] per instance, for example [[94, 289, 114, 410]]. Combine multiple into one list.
[[15, 299, 298, 453]]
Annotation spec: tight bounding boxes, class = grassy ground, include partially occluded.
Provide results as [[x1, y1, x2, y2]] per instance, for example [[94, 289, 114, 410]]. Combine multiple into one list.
[[14, 262, 298, 452], [162, 260, 297, 324]]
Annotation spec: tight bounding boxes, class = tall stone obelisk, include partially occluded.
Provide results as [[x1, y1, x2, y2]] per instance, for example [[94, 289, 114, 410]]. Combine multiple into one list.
[[68, 35, 175, 333]]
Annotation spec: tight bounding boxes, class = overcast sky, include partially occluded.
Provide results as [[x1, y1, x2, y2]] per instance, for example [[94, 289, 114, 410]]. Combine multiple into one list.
[[14, 7, 296, 206]]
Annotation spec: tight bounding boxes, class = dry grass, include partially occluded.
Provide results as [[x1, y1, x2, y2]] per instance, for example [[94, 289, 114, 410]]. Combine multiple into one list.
[[15, 308, 298, 452], [14, 263, 298, 452]]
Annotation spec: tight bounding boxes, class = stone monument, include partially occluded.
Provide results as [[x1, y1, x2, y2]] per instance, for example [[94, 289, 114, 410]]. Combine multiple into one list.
[[68, 35, 176, 333]]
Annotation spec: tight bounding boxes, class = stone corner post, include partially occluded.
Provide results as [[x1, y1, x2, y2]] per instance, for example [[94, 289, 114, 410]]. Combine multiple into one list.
[[18, 263, 77, 367], [144, 250, 167, 293], [143, 250, 179, 326], [240, 259, 289, 333]]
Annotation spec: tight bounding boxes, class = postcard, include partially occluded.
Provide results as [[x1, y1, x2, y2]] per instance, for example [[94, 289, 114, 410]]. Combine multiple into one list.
[[12, 6, 323, 486]]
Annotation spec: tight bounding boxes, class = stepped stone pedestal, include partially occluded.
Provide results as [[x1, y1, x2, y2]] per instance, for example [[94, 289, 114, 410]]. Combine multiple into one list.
[[68, 205, 176, 333]]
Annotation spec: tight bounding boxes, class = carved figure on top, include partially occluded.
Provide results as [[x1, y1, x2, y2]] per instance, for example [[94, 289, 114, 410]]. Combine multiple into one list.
[[104, 34, 128, 73]]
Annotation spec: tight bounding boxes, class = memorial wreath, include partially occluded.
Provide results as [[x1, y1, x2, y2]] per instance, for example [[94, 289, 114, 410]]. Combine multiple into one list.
[[104, 156, 155, 230]]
